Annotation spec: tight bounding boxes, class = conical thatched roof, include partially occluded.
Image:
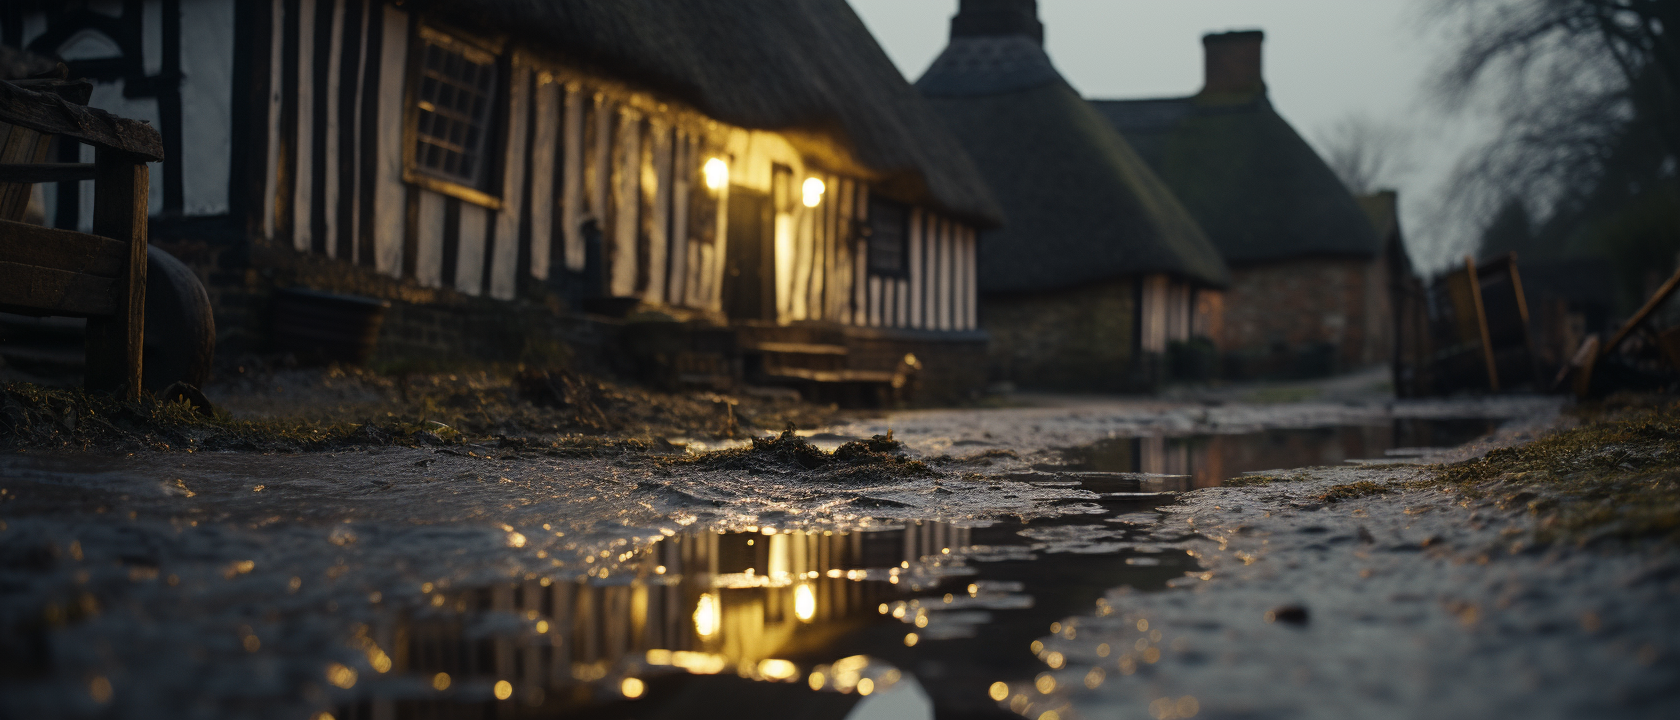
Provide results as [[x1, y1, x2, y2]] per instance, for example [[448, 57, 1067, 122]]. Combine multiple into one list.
[[1092, 36, 1381, 266], [410, 0, 1002, 228], [914, 1, 1228, 293]]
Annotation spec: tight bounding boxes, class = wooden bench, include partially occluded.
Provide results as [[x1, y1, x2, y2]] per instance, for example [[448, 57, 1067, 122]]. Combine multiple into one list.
[[0, 77, 163, 399]]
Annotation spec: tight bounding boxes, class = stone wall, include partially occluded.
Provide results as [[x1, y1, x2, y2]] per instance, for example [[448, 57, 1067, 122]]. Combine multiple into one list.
[[1219, 256, 1392, 379], [981, 278, 1162, 392]]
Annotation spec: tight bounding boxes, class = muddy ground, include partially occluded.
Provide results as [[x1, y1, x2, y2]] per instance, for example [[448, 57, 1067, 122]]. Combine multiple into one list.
[[1, 377, 1677, 719]]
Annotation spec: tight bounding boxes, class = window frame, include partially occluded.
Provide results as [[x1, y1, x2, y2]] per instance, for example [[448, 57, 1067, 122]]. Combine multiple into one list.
[[401, 24, 507, 209], [864, 192, 911, 278]]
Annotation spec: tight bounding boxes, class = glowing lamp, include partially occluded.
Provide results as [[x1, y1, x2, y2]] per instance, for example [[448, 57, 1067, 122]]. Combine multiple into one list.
[[802, 177, 826, 207], [703, 158, 729, 191]]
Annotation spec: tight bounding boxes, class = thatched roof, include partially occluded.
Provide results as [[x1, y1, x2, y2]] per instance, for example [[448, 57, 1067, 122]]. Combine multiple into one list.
[[411, 0, 1003, 228], [915, 2, 1228, 293], [1094, 92, 1382, 266]]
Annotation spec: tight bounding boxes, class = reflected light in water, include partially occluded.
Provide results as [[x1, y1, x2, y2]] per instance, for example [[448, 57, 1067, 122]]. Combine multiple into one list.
[[795, 584, 817, 621], [621, 677, 645, 699], [694, 593, 721, 637], [89, 676, 112, 704], [326, 663, 357, 689], [758, 659, 799, 681]]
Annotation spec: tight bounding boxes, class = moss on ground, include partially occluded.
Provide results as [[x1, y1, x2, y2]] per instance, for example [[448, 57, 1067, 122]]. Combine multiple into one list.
[[1, 366, 838, 454], [1224, 473, 1305, 488], [0, 383, 442, 452], [1318, 480, 1394, 503], [1427, 402, 1680, 545]]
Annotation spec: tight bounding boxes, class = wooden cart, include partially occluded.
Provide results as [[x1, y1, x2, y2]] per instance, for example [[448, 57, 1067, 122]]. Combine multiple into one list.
[[0, 77, 163, 399]]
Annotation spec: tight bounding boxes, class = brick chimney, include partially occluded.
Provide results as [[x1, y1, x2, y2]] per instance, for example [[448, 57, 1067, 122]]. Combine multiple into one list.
[[1202, 30, 1265, 95], [950, 0, 1043, 45]]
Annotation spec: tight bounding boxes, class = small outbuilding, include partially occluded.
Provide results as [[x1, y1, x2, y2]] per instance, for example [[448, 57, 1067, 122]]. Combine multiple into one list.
[[917, 0, 1229, 392], [1094, 31, 1390, 379]]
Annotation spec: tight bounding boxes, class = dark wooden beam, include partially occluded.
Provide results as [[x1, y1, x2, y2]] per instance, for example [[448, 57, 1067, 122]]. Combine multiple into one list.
[[158, 0, 183, 214], [0, 261, 117, 317], [0, 80, 163, 161], [84, 149, 148, 399], [0, 217, 126, 276]]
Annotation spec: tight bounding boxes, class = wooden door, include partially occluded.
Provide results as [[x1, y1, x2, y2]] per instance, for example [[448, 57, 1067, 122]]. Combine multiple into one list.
[[722, 185, 775, 321]]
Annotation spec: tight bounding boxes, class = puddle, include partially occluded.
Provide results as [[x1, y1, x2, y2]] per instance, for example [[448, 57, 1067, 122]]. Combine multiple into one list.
[[1055, 418, 1501, 489], [325, 479, 1193, 720]]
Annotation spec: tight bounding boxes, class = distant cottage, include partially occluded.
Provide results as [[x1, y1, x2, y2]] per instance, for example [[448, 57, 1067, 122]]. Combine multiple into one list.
[[917, 0, 1230, 392], [1094, 31, 1394, 379], [8, 0, 1002, 402]]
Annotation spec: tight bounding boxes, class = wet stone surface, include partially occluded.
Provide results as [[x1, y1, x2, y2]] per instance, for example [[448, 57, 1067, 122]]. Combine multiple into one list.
[[2, 395, 1676, 719]]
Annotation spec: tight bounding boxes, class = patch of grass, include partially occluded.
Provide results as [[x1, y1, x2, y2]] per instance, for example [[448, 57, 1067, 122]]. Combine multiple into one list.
[[1427, 403, 1680, 545], [1318, 481, 1394, 502]]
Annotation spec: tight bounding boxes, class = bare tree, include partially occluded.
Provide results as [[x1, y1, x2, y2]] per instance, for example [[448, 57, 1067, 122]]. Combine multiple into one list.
[[1431, 0, 1678, 253], [1314, 114, 1413, 196]]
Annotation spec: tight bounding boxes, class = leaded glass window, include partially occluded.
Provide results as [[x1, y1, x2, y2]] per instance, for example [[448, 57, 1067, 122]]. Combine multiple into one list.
[[413, 32, 498, 188]]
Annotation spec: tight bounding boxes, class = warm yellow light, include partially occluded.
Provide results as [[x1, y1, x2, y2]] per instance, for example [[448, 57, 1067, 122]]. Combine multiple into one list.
[[432, 672, 451, 691], [857, 678, 874, 696], [802, 177, 826, 208], [758, 659, 799, 681], [326, 663, 357, 689], [535, 620, 549, 634], [794, 584, 816, 622], [493, 680, 513, 700], [621, 677, 645, 699], [808, 671, 826, 691], [693, 593, 721, 637], [89, 676, 113, 704], [988, 682, 1009, 701], [903, 633, 919, 647], [704, 158, 729, 191]]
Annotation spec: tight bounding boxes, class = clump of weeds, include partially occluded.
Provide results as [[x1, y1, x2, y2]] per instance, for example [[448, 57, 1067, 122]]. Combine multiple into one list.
[[677, 428, 934, 482]]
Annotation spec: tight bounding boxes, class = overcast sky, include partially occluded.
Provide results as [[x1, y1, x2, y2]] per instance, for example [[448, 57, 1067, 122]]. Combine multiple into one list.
[[847, 0, 1493, 272]]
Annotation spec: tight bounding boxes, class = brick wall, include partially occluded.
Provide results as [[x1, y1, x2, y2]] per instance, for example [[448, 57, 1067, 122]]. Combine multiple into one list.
[[981, 278, 1163, 392], [1219, 256, 1392, 379]]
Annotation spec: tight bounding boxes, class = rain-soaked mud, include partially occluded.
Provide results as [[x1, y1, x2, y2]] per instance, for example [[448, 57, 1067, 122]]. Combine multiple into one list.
[[3, 393, 1678, 719]]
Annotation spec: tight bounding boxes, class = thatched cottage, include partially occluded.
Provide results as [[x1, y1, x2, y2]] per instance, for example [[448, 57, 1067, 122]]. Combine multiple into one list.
[[1093, 31, 1391, 379], [8, 0, 1002, 401], [917, 0, 1229, 392]]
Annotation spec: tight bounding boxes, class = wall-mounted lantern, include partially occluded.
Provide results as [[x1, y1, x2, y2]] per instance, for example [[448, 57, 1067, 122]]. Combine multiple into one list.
[[703, 157, 729, 191], [802, 177, 826, 208]]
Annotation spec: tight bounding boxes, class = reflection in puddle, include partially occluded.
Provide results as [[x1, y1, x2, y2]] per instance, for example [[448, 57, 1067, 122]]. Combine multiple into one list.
[[1059, 418, 1500, 489], [331, 481, 1191, 719]]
